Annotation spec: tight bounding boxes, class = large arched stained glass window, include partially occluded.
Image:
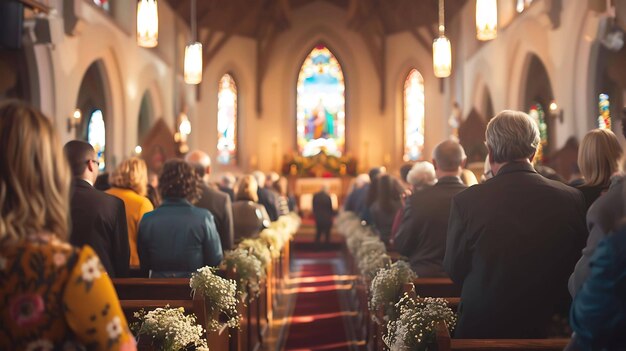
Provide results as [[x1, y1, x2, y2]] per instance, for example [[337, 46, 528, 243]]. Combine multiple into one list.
[[217, 73, 237, 164], [87, 109, 106, 171], [404, 69, 425, 161], [297, 45, 345, 157]]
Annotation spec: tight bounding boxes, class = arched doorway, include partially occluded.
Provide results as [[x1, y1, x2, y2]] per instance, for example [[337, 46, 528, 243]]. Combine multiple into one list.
[[296, 44, 346, 157], [76, 60, 109, 170], [523, 55, 554, 161], [138, 90, 155, 144]]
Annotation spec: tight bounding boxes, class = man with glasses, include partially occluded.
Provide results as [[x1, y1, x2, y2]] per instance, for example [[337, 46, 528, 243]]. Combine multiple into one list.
[[64, 140, 130, 277]]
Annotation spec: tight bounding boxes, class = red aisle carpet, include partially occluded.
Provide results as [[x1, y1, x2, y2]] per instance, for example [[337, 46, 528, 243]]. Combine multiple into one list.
[[283, 243, 360, 351]]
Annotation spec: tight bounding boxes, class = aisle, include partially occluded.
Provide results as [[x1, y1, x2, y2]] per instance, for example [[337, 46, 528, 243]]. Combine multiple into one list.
[[281, 231, 364, 351]]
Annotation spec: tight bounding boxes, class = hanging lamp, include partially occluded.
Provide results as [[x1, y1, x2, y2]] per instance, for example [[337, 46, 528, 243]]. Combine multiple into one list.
[[137, 0, 158, 48], [184, 0, 203, 85], [433, 0, 452, 78], [476, 0, 497, 41]]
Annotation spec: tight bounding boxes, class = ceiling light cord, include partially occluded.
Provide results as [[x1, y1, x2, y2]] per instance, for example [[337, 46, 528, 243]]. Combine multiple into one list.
[[438, 0, 445, 35], [191, 0, 197, 42]]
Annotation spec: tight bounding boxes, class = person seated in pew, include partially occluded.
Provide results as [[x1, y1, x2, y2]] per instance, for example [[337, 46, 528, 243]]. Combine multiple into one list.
[[64, 140, 130, 278], [568, 225, 626, 351], [137, 159, 223, 278], [0, 101, 136, 350], [444, 110, 587, 338], [394, 140, 467, 277], [106, 157, 154, 269], [232, 175, 271, 242], [185, 150, 235, 251]]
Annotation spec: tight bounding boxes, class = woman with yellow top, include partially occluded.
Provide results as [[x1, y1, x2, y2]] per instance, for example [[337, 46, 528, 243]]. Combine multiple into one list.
[[107, 158, 154, 268], [0, 101, 135, 350]]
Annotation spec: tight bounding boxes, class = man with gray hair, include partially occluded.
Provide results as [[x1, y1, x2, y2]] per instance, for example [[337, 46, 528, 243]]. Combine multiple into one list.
[[394, 140, 467, 277], [186, 150, 234, 250], [443, 110, 587, 338]]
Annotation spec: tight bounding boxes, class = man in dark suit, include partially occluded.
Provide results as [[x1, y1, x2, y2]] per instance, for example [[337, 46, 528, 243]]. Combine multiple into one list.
[[313, 185, 334, 244], [64, 140, 130, 278], [394, 140, 467, 277], [253, 171, 279, 221], [443, 110, 587, 338], [186, 150, 235, 251]]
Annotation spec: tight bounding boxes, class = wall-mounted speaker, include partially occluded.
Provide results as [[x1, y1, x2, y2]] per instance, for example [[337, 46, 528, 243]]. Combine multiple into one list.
[[0, 1, 24, 49]]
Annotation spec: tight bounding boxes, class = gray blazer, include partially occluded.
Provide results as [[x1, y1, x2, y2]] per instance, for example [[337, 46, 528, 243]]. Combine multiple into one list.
[[569, 176, 626, 297]]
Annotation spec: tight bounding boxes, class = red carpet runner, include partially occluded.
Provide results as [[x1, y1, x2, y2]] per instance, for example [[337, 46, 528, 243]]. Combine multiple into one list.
[[283, 247, 357, 351]]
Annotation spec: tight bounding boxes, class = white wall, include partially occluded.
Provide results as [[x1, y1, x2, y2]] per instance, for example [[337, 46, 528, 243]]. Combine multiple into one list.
[[456, 0, 606, 149], [194, 1, 445, 175]]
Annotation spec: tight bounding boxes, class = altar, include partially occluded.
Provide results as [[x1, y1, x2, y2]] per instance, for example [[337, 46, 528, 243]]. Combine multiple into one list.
[[293, 177, 343, 213]]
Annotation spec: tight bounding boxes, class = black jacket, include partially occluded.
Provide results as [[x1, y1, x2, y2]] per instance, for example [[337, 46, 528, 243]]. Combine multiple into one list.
[[69, 179, 130, 277], [195, 183, 234, 250], [443, 162, 587, 338], [257, 187, 279, 221], [313, 191, 334, 228], [394, 176, 466, 277]]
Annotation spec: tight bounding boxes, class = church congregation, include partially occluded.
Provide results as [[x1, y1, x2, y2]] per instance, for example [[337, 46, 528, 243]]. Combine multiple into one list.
[[2, 0, 626, 350]]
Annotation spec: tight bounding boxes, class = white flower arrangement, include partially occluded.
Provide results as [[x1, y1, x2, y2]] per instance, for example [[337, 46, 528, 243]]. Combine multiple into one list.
[[358, 251, 391, 280], [131, 306, 209, 351], [259, 228, 284, 258], [260, 213, 301, 258], [222, 248, 266, 297], [190, 266, 241, 331], [369, 260, 416, 324], [383, 292, 456, 351], [237, 238, 271, 268]]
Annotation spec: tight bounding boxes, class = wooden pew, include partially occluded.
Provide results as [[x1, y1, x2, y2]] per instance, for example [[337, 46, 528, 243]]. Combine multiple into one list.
[[412, 277, 461, 298], [113, 278, 236, 351], [435, 321, 571, 351]]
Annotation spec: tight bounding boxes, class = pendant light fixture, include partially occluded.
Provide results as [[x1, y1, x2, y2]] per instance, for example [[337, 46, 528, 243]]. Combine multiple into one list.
[[137, 0, 158, 48], [433, 0, 452, 78], [476, 0, 497, 41], [184, 0, 203, 85]]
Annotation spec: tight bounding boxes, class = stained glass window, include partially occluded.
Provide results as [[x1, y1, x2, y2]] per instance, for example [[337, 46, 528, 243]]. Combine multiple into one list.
[[297, 45, 345, 157], [87, 109, 106, 171], [529, 103, 547, 163], [404, 69, 425, 161], [598, 93, 611, 130], [217, 73, 237, 164], [93, 0, 110, 11]]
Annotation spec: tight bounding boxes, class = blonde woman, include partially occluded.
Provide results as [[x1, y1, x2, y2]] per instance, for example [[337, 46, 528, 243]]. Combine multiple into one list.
[[575, 129, 623, 210], [232, 175, 271, 241], [0, 101, 135, 350], [107, 157, 154, 267]]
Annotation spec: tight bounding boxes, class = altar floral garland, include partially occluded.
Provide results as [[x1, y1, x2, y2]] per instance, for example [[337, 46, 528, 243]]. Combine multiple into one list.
[[383, 293, 456, 351], [131, 306, 209, 351], [189, 266, 241, 331]]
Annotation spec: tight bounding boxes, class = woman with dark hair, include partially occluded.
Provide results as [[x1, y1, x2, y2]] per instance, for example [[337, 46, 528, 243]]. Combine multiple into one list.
[[137, 159, 223, 278], [369, 174, 403, 244]]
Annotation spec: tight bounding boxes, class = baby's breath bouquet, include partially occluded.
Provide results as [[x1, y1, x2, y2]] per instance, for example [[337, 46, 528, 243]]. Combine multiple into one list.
[[369, 260, 416, 324], [260, 228, 285, 258], [130, 306, 208, 351], [383, 293, 456, 351], [222, 248, 266, 297], [358, 251, 391, 280], [237, 238, 271, 268], [190, 266, 241, 331]]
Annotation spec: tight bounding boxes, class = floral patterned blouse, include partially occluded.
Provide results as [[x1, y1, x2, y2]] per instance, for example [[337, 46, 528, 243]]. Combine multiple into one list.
[[0, 234, 136, 351]]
